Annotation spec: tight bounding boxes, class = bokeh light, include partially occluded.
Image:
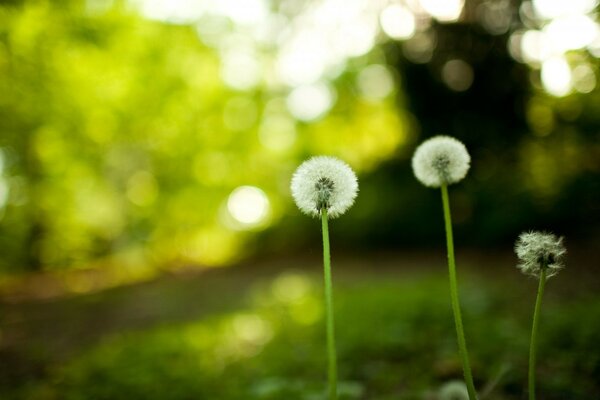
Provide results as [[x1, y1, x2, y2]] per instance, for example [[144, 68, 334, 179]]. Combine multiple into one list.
[[541, 57, 573, 97], [221, 50, 263, 91], [505, 0, 600, 98], [441, 59, 474, 92], [572, 64, 597, 93], [380, 4, 416, 40], [286, 83, 335, 121], [419, 0, 464, 22], [544, 15, 598, 52], [532, 0, 597, 20], [226, 186, 270, 229], [357, 64, 395, 101]]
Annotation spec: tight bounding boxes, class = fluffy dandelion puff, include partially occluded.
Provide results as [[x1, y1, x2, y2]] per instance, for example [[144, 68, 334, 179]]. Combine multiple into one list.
[[515, 231, 566, 278], [291, 156, 358, 219], [438, 380, 469, 400], [412, 136, 471, 187]]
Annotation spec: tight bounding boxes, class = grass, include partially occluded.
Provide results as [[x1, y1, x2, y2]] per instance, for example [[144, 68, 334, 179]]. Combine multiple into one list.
[[1, 251, 599, 399]]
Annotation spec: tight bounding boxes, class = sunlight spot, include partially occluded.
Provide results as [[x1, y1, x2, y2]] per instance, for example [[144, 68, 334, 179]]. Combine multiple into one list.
[[232, 314, 273, 345], [276, 30, 330, 86], [403, 31, 436, 64], [441, 59, 474, 92], [250, 14, 288, 45], [476, 0, 512, 35], [419, 0, 464, 22], [357, 64, 395, 101], [541, 57, 572, 97], [221, 50, 262, 91], [572, 64, 596, 93], [335, 18, 378, 57], [520, 30, 553, 63], [286, 83, 335, 121], [195, 15, 230, 46], [214, 0, 269, 26], [86, 0, 115, 14], [508, 30, 525, 63], [272, 273, 311, 303], [532, 0, 597, 19], [380, 4, 416, 40], [543, 15, 599, 52], [227, 186, 270, 227], [132, 0, 206, 24]]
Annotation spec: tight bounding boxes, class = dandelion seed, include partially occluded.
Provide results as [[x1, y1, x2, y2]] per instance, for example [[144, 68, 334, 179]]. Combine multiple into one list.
[[515, 231, 566, 278], [290, 156, 358, 218], [412, 135, 471, 188]]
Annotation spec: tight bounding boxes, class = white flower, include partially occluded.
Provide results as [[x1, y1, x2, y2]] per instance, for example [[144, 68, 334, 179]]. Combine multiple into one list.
[[411, 136, 471, 187], [290, 156, 358, 218], [515, 231, 566, 278]]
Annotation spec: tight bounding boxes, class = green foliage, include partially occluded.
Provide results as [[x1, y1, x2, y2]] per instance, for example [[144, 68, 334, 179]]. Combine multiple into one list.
[[0, 1, 406, 274], [6, 272, 600, 399], [0, 2, 230, 271], [0, 0, 598, 279]]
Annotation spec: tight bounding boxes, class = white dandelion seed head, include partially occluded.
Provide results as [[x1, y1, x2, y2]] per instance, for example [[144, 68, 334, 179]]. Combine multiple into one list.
[[411, 136, 471, 188], [515, 231, 566, 279], [438, 380, 469, 400], [290, 156, 358, 219]]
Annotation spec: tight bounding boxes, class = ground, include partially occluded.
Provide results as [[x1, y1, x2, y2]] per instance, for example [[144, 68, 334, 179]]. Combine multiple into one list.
[[1, 248, 599, 399]]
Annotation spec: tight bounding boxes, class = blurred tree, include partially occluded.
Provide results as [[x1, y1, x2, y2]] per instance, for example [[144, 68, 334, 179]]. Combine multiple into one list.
[[0, 0, 599, 278], [369, 0, 600, 247], [0, 0, 406, 275]]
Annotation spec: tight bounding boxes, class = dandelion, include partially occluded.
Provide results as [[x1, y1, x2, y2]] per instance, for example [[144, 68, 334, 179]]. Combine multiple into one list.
[[412, 135, 470, 188], [515, 231, 565, 279], [438, 380, 469, 400], [291, 156, 358, 400], [291, 156, 358, 219], [515, 231, 566, 400], [411, 136, 477, 400]]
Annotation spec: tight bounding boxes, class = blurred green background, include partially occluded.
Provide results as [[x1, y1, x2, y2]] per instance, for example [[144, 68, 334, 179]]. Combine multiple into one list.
[[1, 0, 599, 398]]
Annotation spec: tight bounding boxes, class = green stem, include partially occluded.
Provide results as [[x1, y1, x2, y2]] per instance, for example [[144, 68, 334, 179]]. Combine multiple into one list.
[[321, 209, 337, 400], [528, 268, 547, 400], [441, 184, 478, 400]]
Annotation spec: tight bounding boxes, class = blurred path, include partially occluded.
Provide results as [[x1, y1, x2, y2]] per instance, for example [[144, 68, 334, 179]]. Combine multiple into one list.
[[0, 248, 597, 388]]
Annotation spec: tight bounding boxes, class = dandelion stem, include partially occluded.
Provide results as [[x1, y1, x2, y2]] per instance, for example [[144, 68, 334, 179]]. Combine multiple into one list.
[[441, 184, 478, 400], [321, 208, 337, 400], [528, 267, 546, 400]]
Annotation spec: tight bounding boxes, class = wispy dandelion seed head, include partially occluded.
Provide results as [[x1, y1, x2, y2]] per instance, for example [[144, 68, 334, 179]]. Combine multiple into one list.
[[515, 231, 566, 278], [412, 136, 471, 187], [290, 156, 358, 219], [438, 380, 469, 400]]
